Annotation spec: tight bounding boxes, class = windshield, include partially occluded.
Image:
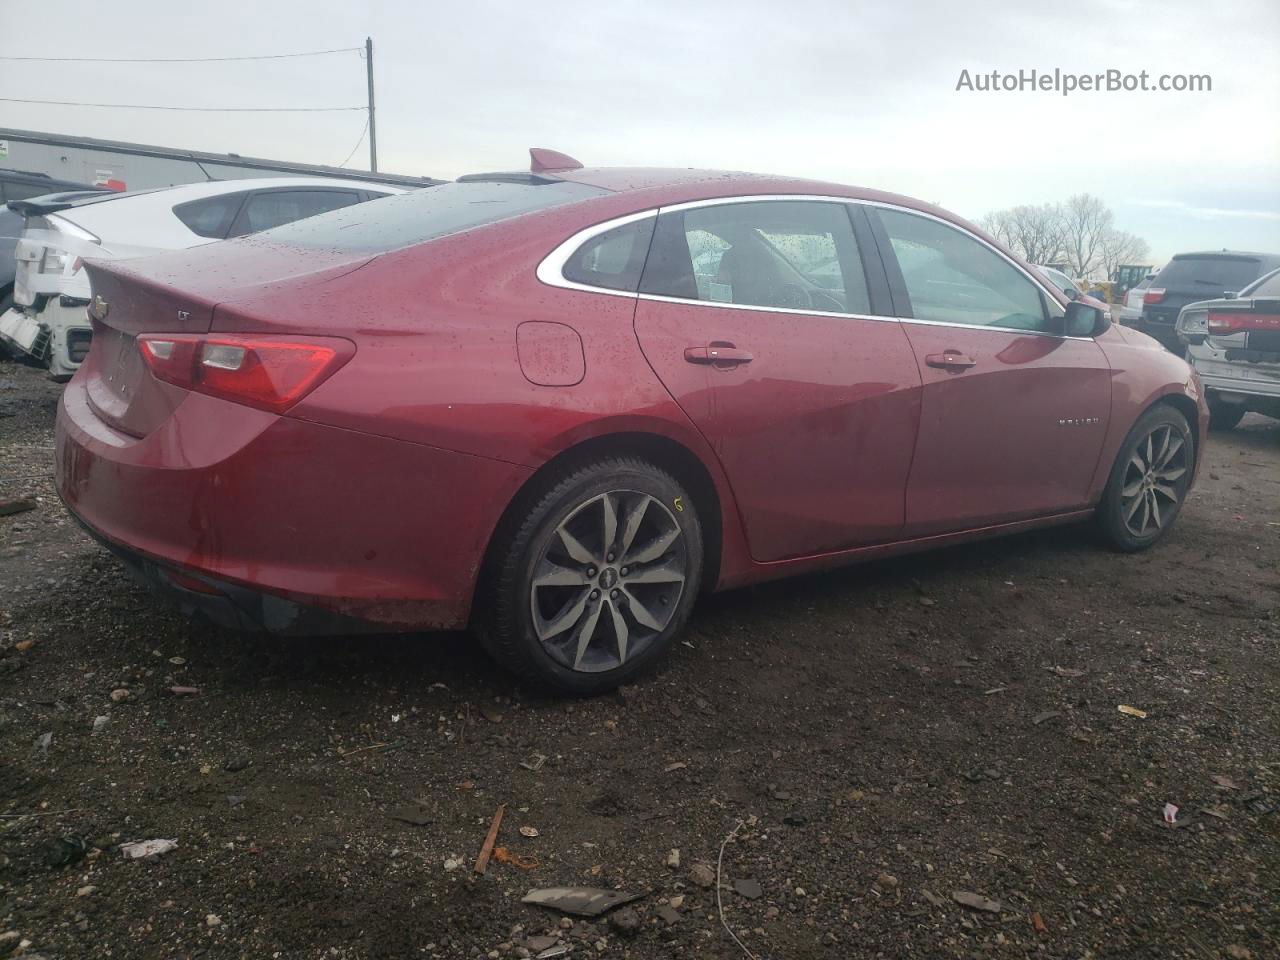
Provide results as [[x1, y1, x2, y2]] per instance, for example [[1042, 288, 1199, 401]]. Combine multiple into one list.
[[1154, 256, 1263, 292], [253, 179, 609, 253]]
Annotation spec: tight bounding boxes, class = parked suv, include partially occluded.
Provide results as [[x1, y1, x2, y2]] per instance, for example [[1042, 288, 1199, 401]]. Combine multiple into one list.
[[0, 168, 107, 320], [1176, 266, 1280, 430], [1126, 251, 1280, 352], [1, 177, 403, 378]]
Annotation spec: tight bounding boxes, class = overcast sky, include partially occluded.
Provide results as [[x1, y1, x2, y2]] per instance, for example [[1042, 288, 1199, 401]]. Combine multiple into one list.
[[2, 0, 1277, 263]]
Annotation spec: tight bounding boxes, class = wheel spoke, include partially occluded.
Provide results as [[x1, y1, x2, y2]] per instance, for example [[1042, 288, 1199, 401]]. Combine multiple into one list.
[[1135, 494, 1150, 533], [605, 598, 630, 664], [1143, 433, 1153, 468], [621, 586, 664, 631], [532, 561, 589, 589], [600, 493, 618, 557], [1153, 428, 1169, 470], [619, 496, 650, 557], [625, 560, 686, 586], [1121, 478, 1144, 497], [1156, 435, 1183, 469], [1149, 490, 1163, 529], [1129, 453, 1145, 474], [625, 526, 680, 565], [1124, 493, 1144, 522], [1153, 481, 1179, 502], [536, 588, 590, 641], [557, 526, 596, 565], [571, 599, 604, 670]]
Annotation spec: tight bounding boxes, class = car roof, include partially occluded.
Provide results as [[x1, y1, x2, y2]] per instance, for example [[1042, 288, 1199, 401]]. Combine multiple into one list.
[[1169, 250, 1280, 261]]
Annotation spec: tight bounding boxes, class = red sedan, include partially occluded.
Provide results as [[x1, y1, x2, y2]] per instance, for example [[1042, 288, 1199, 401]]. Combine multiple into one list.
[[56, 150, 1208, 694]]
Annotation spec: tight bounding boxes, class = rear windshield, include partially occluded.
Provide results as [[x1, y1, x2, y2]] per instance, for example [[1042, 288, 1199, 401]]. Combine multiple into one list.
[[1154, 256, 1263, 292], [253, 180, 609, 253]]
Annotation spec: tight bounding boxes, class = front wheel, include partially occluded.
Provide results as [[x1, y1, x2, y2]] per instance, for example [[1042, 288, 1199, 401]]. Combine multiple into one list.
[[1096, 405, 1194, 552], [479, 456, 703, 695]]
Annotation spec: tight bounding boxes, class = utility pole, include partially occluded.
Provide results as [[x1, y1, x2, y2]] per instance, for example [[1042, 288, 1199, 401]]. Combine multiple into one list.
[[365, 36, 377, 172]]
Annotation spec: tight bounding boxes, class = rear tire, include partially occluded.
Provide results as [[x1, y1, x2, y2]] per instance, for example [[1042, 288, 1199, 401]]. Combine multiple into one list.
[[1096, 405, 1194, 552], [1207, 397, 1245, 432], [478, 456, 703, 696]]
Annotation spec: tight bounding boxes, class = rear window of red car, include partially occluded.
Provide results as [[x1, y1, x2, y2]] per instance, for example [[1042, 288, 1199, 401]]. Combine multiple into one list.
[[252, 180, 608, 253]]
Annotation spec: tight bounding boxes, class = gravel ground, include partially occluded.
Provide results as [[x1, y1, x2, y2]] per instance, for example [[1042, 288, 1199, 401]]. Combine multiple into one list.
[[1, 357, 1278, 960]]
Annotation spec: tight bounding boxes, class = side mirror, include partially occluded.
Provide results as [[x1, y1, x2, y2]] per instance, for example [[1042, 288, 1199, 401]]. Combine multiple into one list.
[[1064, 300, 1109, 337]]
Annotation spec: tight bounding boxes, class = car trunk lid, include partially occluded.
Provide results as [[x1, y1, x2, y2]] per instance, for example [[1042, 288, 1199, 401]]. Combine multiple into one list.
[[80, 240, 374, 438]]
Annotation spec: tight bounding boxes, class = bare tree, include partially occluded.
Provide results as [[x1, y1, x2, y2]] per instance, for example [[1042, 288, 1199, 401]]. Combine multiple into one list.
[[1099, 229, 1151, 280], [1060, 193, 1114, 278], [980, 204, 1067, 266]]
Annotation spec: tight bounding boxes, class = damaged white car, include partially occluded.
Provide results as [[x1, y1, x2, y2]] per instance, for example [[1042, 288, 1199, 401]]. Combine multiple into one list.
[[0, 177, 402, 378]]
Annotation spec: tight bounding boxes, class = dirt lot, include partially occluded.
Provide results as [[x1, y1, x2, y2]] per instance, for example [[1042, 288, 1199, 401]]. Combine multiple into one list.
[[1, 356, 1278, 960]]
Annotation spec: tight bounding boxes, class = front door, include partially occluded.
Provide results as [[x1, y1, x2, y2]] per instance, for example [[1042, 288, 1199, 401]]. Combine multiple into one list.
[[871, 206, 1112, 536], [633, 199, 923, 562]]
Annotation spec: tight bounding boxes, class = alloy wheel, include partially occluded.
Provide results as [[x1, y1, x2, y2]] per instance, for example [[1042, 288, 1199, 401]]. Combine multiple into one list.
[[529, 491, 687, 673], [1119, 424, 1188, 537]]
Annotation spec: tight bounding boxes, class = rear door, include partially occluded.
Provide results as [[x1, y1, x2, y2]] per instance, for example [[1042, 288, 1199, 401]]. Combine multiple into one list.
[[633, 198, 922, 561], [870, 206, 1112, 535]]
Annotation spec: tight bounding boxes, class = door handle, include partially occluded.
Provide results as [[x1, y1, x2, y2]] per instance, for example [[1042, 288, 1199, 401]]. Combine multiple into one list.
[[925, 351, 977, 369], [684, 345, 754, 365]]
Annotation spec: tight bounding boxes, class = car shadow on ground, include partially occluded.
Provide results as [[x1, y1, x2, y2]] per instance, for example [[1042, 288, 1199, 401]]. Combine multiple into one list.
[[116, 517, 1104, 705]]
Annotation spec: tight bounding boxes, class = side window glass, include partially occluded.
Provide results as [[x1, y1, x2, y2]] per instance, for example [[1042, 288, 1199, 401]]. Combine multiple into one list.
[[234, 190, 361, 236], [173, 193, 246, 239], [562, 216, 655, 292], [878, 208, 1050, 331], [640, 201, 871, 315]]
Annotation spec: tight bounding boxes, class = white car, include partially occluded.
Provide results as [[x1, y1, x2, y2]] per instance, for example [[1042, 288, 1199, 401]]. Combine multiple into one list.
[[1120, 274, 1156, 323], [1, 177, 405, 378]]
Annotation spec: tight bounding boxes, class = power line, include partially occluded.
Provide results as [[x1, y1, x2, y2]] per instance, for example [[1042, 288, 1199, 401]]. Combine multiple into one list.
[[0, 97, 364, 113], [0, 47, 362, 63], [337, 116, 371, 169]]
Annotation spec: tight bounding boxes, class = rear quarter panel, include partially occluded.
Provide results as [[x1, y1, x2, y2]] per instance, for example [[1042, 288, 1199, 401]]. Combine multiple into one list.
[[226, 202, 753, 589]]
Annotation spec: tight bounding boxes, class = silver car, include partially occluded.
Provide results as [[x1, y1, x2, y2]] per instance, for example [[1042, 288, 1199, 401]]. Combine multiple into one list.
[[1176, 266, 1280, 430]]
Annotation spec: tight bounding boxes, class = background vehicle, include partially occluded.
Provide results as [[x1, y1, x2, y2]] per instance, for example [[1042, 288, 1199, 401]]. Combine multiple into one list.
[[1111, 263, 1155, 301], [0, 168, 107, 320], [55, 151, 1207, 695], [1036, 264, 1113, 316], [1176, 266, 1280, 429], [1124, 250, 1280, 352], [1120, 273, 1157, 322], [1, 177, 405, 378]]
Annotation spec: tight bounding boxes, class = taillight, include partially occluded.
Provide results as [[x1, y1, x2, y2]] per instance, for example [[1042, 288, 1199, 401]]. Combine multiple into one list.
[[1143, 288, 1166, 305], [137, 334, 353, 413], [1206, 312, 1280, 335]]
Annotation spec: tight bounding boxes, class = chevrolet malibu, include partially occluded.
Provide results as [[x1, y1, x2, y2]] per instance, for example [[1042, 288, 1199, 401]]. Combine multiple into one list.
[[56, 150, 1209, 695]]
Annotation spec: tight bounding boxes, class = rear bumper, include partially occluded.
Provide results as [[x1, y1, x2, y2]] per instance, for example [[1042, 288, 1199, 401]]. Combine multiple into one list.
[[56, 379, 532, 633], [1186, 348, 1280, 401]]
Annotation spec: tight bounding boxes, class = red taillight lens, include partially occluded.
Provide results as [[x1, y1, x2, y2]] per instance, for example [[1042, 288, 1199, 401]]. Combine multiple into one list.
[[137, 334, 353, 413], [1143, 288, 1166, 304], [1206, 312, 1280, 335]]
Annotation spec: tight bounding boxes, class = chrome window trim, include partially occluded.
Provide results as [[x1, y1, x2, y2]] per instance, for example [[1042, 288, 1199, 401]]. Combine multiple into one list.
[[535, 209, 658, 299], [535, 193, 1086, 337]]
